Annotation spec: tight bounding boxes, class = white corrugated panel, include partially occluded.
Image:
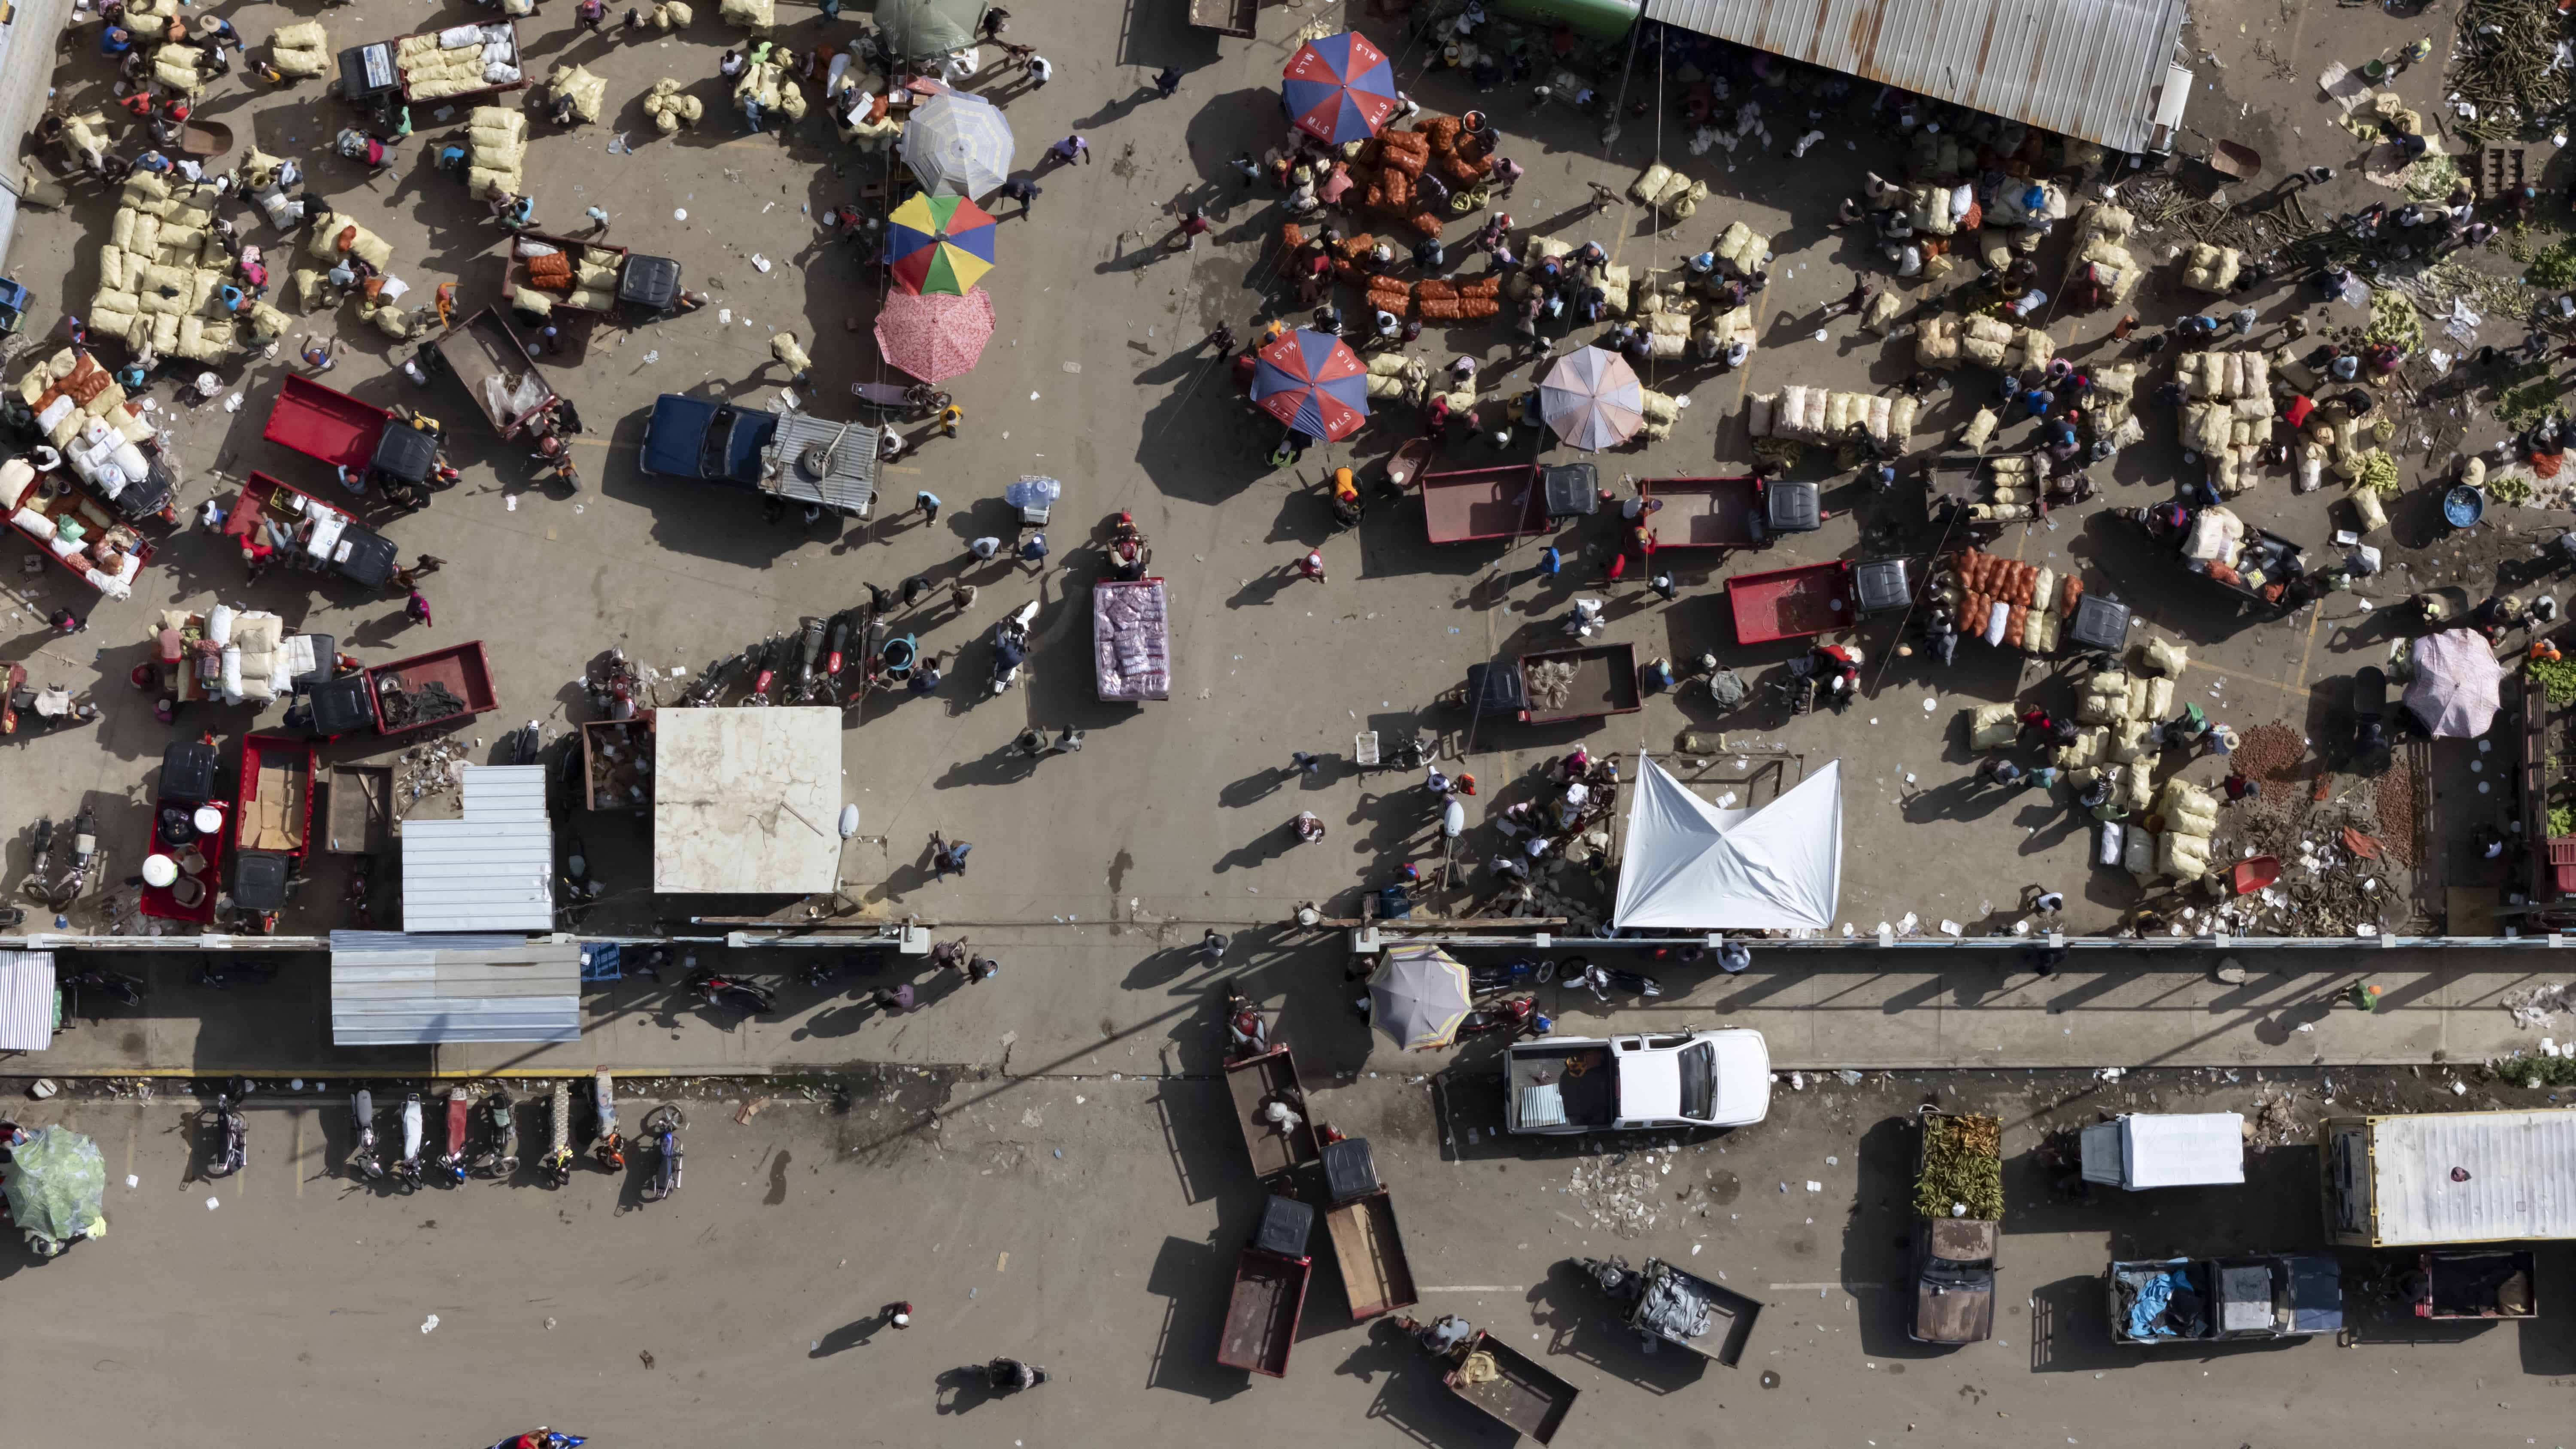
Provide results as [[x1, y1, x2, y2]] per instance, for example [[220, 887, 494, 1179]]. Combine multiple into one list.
[[1643, 0, 2191, 154], [2371, 1110, 2576, 1246], [401, 766, 556, 933], [330, 937, 582, 1044], [0, 951, 55, 1051]]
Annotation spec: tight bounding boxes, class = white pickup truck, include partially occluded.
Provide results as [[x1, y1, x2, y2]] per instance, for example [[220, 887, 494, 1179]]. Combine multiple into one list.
[[1503, 1029, 1771, 1134]]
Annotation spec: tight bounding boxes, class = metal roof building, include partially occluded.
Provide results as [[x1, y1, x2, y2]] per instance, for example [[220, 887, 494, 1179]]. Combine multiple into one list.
[[1642, 0, 2194, 155], [401, 765, 556, 934], [329, 932, 583, 1045], [0, 951, 54, 1052]]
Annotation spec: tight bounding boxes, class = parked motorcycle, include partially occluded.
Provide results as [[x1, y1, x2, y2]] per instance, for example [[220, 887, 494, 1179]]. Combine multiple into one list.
[[822, 608, 863, 679], [18, 817, 53, 903], [1569, 957, 1661, 1001], [745, 635, 787, 706], [988, 600, 1039, 695], [347, 1088, 385, 1181], [60, 964, 143, 1012], [590, 1068, 625, 1172], [585, 647, 640, 718], [1466, 958, 1555, 995], [638, 1103, 685, 1203], [539, 1081, 574, 1188], [789, 615, 827, 703], [684, 968, 776, 1017], [471, 1084, 519, 1179], [559, 832, 605, 926], [680, 652, 739, 707], [392, 1094, 425, 1190], [504, 719, 542, 766], [1456, 993, 1550, 1039], [201, 1077, 249, 1178], [439, 1086, 471, 1186], [50, 805, 98, 906]]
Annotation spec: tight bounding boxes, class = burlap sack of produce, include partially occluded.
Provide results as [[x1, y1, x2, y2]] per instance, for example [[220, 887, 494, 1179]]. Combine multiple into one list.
[[717, 0, 772, 29], [550, 64, 608, 123], [653, 1, 693, 25], [1968, 702, 2017, 752], [1628, 163, 1673, 206], [470, 106, 527, 141], [1859, 288, 1902, 332], [775, 80, 807, 120], [1960, 337, 2007, 370], [2016, 328, 2054, 371], [242, 301, 290, 340], [273, 39, 329, 76], [292, 268, 326, 310], [368, 303, 416, 340], [154, 50, 204, 91]]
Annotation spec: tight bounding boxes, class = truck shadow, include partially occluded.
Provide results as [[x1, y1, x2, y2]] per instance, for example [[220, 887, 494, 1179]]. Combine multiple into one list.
[[1526, 1259, 1710, 1395], [1335, 1318, 1526, 1448], [1142, 1232, 1252, 1404]]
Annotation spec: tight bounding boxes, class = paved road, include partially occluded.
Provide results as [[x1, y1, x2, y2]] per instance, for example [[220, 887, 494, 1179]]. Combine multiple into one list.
[[3, 1068, 2567, 1446]]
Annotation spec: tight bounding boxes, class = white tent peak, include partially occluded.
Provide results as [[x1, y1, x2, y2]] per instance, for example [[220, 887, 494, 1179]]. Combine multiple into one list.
[[1612, 756, 1842, 932]]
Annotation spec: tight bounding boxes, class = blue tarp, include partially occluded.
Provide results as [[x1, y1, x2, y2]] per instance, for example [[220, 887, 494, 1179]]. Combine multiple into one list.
[[579, 942, 622, 982], [2126, 1270, 2184, 1339]]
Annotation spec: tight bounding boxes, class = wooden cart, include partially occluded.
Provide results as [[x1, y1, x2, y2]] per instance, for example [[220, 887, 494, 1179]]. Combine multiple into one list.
[[1443, 1330, 1578, 1444], [363, 641, 498, 738], [325, 765, 393, 854], [1225, 1044, 1319, 1181], [1637, 474, 1762, 550], [1726, 560, 1854, 644], [1323, 1189, 1417, 1321], [1217, 1248, 1310, 1378]]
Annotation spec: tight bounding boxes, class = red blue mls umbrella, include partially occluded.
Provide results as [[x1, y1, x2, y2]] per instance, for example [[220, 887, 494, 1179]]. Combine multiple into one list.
[[1250, 328, 1369, 441], [1282, 31, 1398, 145]]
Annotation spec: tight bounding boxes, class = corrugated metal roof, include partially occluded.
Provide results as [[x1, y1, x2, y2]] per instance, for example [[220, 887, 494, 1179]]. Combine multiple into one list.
[[760, 412, 882, 516], [2370, 1110, 2576, 1246], [1642, 0, 2191, 154], [401, 765, 556, 934], [330, 935, 582, 1044], [0, 951, 55, 1051]]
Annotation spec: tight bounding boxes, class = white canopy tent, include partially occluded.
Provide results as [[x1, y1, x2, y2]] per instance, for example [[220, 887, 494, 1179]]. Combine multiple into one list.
[[1612, 757, 1842, 932]]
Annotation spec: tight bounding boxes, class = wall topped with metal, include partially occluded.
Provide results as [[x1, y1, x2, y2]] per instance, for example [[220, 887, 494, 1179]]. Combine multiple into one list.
[[1643, 0, 2192, 154]]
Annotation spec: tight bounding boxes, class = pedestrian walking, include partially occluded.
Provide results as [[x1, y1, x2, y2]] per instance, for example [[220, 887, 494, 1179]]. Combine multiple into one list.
[[1205, 322, 1238, 358], [299, 336, 342, 372], [1047, 135, 1090, 167], [949, 579, 977, 614], [871, 983, 916, 1012], [928, 832, 972, 878], [914, 490, 942, 522], [1290, 750, 1323, 776], [1199, 928, 1230, 963], [1019, 533, 1049, 568], [1584, 180, 1620, 213], [1024, 53, 1051, 87], [405, 589, 434, 629], [1172, 207, 1210, 252], [1000, 175, 1039, 216], [583, 205, 609, 233], [1819, 271, 1879, 320], [1717, 937, 1752, 974], [2026, 885, 2066, 916], [939, 404, 963, 439], [969, 535, 1002, 561], [48, 607, 85, 634], [1648, 571, 1678, 602], [1537, 545, 1561, 577], [1292, 550, 1326, 583], [1231, 151, 1261, 187], [1152, 65, 1182, 97]]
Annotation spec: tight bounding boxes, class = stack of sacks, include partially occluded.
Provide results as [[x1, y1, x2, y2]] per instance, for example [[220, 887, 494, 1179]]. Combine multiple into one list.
[[735, 57, 807, 121], [1363, 352, 1427, 403], [1350, 127, 1443, 238], [1595, 263, 1631, 316], [2153, 780, 2220, 881], [1747, 385, 1917, 451], [1643, 311, 1691, 361], [364, 298, 419, 339], [1326, 232, 1380, 283], [647, 0, 693, 26], [1948, 548, 2062, 653], [268, 18, 330, 76], [1412, 114, 1495, 215], [1967, 702, 2019, 752], [832, 88, 899, 151], [468, 106, 528, 196], [1693, 304, 1756, 358], [2181, 504, 2248, 577], [1636, 388, 1680, 443], [1364, 269, 1411, 319], [1410, 275, 1503, 323], [2175, 349, 2271, 495], [1984, 179, 2067, 231], [1626, 161, 1709, 219], [1902, 182, 1975, 237], [2074, 669, 2131, 726], [399, 23, 521, 99], [94, 174, 236, 357], [1915, 314, 2052, 373], [2180, 243, 2243, 294], [153, 41, 206, 94], [2088, 362, 2143, 451], [2135, 637, 2188, 678], [20, 350, 154, 456], [1971, 455, 2044, 524], [545, 62, 608, 123], [718, 0, 774, 30], [307, 211, 395, 272], [1709, 220, 1769, 277], [2062, 202, 2141, 308], [643, 77, 705, 132], [1959, 406, 1999, 453], [1905, 129, 1978, 179], [221, 612, 290, 707]]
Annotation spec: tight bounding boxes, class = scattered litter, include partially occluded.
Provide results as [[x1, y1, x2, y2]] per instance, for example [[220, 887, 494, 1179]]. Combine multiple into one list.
[[420, 1314, 439, 1334], [751, 254, 772, 273], [204, 1196, 218, 1210], [674, 208, 688, 220], [124, 1175, 138, 1189]]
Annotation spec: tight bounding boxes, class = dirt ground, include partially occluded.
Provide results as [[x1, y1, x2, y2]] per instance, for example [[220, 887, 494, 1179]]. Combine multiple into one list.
[[2, 1065, 2571, 1446]]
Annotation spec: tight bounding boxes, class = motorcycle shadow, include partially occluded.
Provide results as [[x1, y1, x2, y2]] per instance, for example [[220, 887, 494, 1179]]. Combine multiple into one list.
[[931, 1366, 1018, 1416]]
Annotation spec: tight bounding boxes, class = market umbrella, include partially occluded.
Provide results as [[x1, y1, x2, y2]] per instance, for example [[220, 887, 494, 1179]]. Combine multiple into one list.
[[1, 1125, 106, 1257], [875, 288, 995, 383], [1369, 944, 1473, 1051], [901, 91, 1014, 200], [1540, 346, 1644, 452], [877, 0, 981, 61], [1250, 328, 1369, 441], [2404, 629, 2504, 738], [887, 192, 998, 296], [1282, 31, 1399, 145]]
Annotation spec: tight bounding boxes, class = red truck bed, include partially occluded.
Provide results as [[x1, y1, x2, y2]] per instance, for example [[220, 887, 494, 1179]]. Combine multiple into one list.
[[365, 641, 497, 736], [1640, 475, 1760, 549], [1727, 561, 1854, 644], [141, 802, 226, 924], [264, 374, 391, 471], [1217, 1249, 1309, 1378], [1422, 464, 1551, 543], [237, 731, 317, 860]]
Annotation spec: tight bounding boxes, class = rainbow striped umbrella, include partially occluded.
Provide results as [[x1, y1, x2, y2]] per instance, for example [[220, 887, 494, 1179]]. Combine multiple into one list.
[[1282, 31, 1398, 145], [887, 192, 997, 296]]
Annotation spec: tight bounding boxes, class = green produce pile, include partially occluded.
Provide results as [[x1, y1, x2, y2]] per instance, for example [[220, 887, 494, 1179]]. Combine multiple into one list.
[[2549, 803, 2575, 836], [2357, 452, 2401, 495], [2403, 151, 2464, 203], [1914, 1113, 2005, 1221], [2530, 238, 2576, 290], [2532, 653, 2576, 705], [2492, 1051, 2576, 1088], [2365, 288, 2423, 351], [2490, 470, 2534, 506], [2448, 0, 2573, 144]]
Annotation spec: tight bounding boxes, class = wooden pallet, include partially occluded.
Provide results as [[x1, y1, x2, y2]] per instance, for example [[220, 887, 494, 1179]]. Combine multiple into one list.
[[2479, 147, 2526, 199]]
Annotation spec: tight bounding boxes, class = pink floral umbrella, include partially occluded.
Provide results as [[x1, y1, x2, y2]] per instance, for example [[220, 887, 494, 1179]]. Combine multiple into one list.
[[875, 288, 995, 383]]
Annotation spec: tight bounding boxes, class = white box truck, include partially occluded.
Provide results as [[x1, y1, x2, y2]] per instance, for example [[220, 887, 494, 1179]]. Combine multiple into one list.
[[2322, 1109, 2576, 1247]]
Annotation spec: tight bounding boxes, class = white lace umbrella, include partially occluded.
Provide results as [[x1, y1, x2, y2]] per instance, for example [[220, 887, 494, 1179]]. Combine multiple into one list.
[[1540, 346, 1644, 452]]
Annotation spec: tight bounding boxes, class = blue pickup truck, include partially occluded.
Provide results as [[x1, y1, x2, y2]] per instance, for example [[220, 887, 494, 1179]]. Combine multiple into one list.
[[640, 395, 881, 517]]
